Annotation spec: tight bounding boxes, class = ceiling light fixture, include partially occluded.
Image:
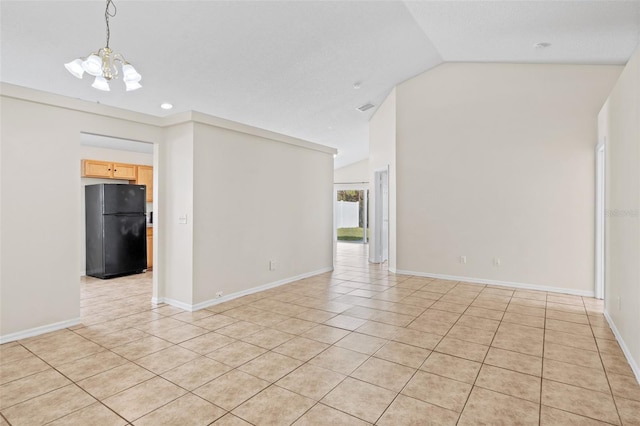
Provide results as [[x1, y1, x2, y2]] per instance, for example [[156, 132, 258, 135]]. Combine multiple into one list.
[[160, 103, 173, 110], [64, 0, 141, 92]]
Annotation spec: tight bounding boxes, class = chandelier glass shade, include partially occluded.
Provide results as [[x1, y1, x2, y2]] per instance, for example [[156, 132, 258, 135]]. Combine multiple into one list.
[[64, 0, 141, 91]]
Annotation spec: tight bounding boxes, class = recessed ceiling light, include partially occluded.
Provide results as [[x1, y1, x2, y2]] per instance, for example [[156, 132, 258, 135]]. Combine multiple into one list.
[[160, 102, 173, 110], [533, 42, 551, 49]]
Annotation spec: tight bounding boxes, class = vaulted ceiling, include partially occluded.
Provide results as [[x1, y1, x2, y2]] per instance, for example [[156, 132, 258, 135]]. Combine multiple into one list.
[[2, 1, 639, 167]]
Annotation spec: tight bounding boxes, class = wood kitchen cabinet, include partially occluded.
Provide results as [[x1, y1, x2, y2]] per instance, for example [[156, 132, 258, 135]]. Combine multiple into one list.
[[146, 227, 153, 270], [82, 159, 137, 180], [136, 165, 153, 202]]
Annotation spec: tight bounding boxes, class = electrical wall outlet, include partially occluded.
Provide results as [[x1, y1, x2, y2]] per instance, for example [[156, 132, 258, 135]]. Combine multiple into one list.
[[460, 256, 467, 264], [269, 260, 277, 271], [216, 291, 223, 298], [493, 257, 501, 267]]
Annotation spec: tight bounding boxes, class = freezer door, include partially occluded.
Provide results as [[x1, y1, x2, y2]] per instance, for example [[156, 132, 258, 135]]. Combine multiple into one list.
[[103, 214, 147, 276], [103, 184, 146, 214]]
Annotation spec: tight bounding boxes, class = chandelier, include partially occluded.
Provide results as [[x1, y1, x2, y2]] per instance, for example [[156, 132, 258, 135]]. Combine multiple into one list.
[[64, 0, 141, 91]]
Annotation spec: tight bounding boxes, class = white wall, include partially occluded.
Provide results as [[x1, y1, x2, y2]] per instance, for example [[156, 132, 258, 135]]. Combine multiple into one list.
[[369, 89, 397, 268], [0, 85, 162, 340], [393, 63, 621, 294], [599, 45, 640, 380], [79, 145, 153, 274], [334, 159, 369, 184], [191, 122, 334, 306]]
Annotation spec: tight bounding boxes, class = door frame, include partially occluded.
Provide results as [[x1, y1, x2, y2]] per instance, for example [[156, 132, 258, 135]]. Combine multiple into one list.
[[371, 167, 389, 264], [595, 141, 606, 300]]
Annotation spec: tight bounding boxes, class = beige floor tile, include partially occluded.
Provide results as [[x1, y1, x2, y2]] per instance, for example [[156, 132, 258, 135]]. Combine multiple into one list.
[[0, 345, 31, 365], [191, 314, 238, 331], [272, 317, 317, 334], [592, 326, 616, 340], [211, 414, 253, 425], [434, 336, 489, 362], [90, 328, 149, 348], [492, 325, 544, 357], [153, 305, 186, 316], [294, 308, 337, 323], [133, 317, 185, 334], [456, 314, 501, 332], [393, 328, 443, 350], [510, 297, 546, 308], [178, 331, 236, 355], [321, 377, 396, 423], [546, 310, 589, 324], [608, 372, 640, 402], [216, 320, 264, 338], [302, 324, 351, 344], [420, 352, 481, 384], [324, 314, 368, 331], [171, 310, 215, 323], [374, 341, 430, 368], [377, 394, 459, 426], [541, 379, 620, 424], [545, 329, 598, 351], [292, 403, 371, 426], [540, 405, 610, 425], [614, 395, 640, 426], [77, 362, 155, 400], [277, 363, 345, 400], [458, 386, 539, 425], [357, 321, 401, 339], [502, 312, 545, 328], [402, 371, 472, 412], [135, 345, 199, 374], [546, 319, 592, 337], [240, 328, 294, 350], [430, 301, 469, 314], [272, 336, 329, 361], [471, 299, 508, 311], [55, 350, 127, 381], [149, 323, 209, 344], [0, 368, 70, 409], [48, 402, 127, 426], [335, 332, 387, 355], [476, 364, 541, 403], [194, 370, 270, 411], [483, 347, 542, 376], [238, 351, 303, 382], [103, 377, 186, 422], [464, 306, 505, 321], [600, 351, 636, 377], [161, 356, 231, 390], [308, 346, 369, 375], [133, 393, 225, 426], [351, 357, 415, 392], [543, 359, 610, 393], [232, 385, 315, 425], [2, 384, 95, 426], [507, 303, 546, 318], [0, 355, 49, 385], [205, 341, 267, 367], [544, 342, 603, 370], [110, 336, 174, 360], [596, 337, 625, 356], [446, 324, 496, 345]]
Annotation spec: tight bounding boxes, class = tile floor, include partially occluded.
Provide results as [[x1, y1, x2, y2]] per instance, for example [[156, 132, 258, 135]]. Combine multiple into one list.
[[1, 243, 639, 425]]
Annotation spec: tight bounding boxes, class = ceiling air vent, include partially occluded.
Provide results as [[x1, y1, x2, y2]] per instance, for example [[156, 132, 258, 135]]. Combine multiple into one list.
[[356, 103, 375, 112]]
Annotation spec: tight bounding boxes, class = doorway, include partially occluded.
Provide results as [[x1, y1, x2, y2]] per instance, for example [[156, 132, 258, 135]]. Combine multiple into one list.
[[595, 141, 605, 300], [336, 189, 369, 243]]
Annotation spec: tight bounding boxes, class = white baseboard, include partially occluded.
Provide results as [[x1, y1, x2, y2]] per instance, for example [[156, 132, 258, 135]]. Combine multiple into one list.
[[154, 266, 334, 312], [604, 310, 640, 384], [394, 269, 595, 297], [0, 318, 81, 344]]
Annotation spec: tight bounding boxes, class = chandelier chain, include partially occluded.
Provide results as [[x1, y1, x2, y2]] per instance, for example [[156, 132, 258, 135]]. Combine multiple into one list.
[[105, 0, 117, 49]]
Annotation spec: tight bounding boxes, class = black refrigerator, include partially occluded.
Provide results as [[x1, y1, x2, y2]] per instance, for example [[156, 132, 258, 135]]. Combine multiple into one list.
[[85, 184, 147, 279]]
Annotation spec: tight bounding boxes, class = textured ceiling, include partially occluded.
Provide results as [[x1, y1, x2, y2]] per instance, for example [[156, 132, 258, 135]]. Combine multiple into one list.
[[1, 1, 639, 167]]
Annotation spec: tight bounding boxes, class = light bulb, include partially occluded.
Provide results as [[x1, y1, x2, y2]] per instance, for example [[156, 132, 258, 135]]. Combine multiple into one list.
[[91, 76, 110, 91], [64, 58, 85, 79], [82, 54, 103, 77]]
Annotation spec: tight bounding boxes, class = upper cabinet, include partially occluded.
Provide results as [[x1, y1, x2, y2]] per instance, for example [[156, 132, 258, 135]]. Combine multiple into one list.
[[136, 166, 153, 202], [82, 159, 137, 180], [82, 159, 153, 202]]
